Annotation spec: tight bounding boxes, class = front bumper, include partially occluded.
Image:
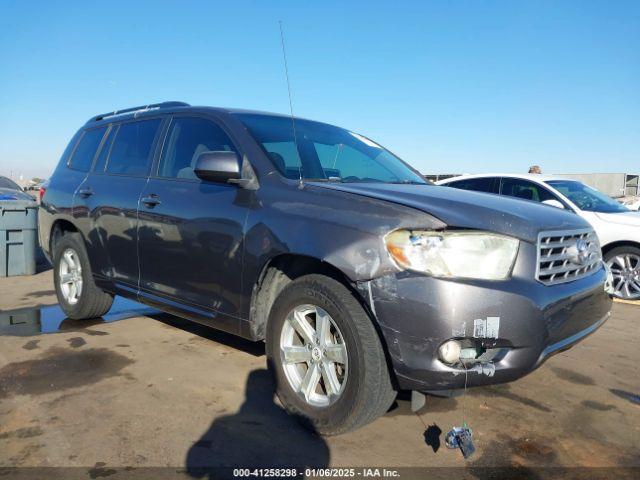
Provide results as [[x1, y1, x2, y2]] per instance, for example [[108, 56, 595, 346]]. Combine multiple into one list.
[[365, 262, 612, 391]]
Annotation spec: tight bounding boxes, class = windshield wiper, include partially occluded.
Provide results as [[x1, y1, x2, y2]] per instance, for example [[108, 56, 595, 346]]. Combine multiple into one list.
[[303, 177, 342, 183], [388, 180, 427, 185]]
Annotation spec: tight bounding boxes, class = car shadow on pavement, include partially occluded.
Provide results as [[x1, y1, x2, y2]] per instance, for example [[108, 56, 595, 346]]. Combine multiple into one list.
[[185, 367, 330, 478], [150, 313, 266, 357]]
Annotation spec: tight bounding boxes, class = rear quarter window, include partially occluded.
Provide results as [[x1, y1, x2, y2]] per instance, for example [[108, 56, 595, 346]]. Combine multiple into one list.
[[447, 177, 499, 193], [68, 127, 108, 172]]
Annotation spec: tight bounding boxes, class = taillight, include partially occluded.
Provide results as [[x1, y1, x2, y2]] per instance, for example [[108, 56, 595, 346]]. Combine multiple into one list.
[[39, 186, 46, 202]]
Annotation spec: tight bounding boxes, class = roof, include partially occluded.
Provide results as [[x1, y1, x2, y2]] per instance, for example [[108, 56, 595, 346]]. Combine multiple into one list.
[[85, 101, 309, 126], [435, 173, 577, 185]]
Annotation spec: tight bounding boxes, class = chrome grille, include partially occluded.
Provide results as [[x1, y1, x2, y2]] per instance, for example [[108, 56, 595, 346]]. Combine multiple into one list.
[[536, 229, 602, 285]]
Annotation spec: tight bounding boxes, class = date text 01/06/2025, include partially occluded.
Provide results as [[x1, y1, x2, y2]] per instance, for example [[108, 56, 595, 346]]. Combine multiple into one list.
[[232, 468, 401, 478]]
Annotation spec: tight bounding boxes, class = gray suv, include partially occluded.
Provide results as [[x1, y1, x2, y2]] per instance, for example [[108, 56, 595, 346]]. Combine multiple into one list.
[[39, 102, 612, 434]]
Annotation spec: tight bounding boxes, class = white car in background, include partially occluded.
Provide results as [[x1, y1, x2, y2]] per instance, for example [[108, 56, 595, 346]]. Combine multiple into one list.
[[436, 173, 640, 299], [620, 196, 640, 212]]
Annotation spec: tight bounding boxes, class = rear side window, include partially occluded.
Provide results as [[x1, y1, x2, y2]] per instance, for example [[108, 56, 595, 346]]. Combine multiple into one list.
[[448, 177, 499, 193], [106, 119, 161, 176], [158, 117, 237, 179], [68, 127, 108, 172], [500, 178, 555, 202]]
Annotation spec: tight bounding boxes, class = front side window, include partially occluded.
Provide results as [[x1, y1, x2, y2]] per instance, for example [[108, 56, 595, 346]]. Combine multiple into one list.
[[235, 113, 426, 184], [69, 127, 108, 172], [546, 180, 629, 213], [500, 178, 556, 203], [106, 119, 161, 176], [447, 177, 499, 193], [158, 117, 237, 179]]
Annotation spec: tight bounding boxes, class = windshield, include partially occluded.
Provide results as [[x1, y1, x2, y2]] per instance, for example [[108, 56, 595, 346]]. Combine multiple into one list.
[[0, 176, 21, 190], [546, 180, 629, 213], [235, 113, 427, 184]]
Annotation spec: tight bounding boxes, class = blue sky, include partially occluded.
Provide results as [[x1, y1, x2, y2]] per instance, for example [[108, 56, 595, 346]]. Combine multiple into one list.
[[1, 0, 638, 180]]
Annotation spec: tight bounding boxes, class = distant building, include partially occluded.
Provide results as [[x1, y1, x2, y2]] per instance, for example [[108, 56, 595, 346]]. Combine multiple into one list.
[[423, 173, 462, 183], [555, 173, 638, 198]]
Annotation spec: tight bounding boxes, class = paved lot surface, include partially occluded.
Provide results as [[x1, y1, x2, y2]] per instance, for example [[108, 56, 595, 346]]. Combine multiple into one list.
[[0, 270, 638, 477]]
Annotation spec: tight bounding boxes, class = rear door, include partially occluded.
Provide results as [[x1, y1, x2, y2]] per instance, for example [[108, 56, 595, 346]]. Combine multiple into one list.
[[72, 125, 111, 247], [137, 115, 249, 330], [76, 117, 164, 293]]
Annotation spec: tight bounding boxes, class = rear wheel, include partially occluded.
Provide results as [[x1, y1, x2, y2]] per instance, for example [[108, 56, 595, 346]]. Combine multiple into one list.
[[604, 246, 640, 300], [53, 232, 114, 319], [266, 274, 396, 435]]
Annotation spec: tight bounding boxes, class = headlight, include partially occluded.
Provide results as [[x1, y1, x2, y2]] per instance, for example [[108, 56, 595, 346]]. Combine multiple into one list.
[[384, 230, 519, 280]]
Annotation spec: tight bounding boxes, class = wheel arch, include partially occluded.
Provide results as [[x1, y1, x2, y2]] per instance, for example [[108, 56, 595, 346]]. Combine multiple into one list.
[[50, 219, 81, 254], [601, 240, 640, 257], [248, 254, 356, 340], [247, 253, 399, 388]]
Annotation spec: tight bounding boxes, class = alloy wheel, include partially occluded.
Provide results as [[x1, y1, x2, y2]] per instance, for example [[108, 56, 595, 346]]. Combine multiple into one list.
[[606, 253, 640, 299], [59, 248, 83, 305], [279, 304, 348, 407]]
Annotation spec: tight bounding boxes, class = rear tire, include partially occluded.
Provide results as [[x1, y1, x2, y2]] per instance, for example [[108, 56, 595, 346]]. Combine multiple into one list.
[[604, 246, 640, 300], [266, 274, 396, 435], [53, 232, 114, 319]]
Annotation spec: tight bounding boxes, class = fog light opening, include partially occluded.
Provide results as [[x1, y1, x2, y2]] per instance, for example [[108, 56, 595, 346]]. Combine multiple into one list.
[[438, 340, 462, 364], [459, 347, 479, 361], [438, 339, 491, 366]]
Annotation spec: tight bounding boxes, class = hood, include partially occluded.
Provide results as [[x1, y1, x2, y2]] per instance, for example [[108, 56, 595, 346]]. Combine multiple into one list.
[[308, 182, 589, 244], [595, 211, 640, 227]]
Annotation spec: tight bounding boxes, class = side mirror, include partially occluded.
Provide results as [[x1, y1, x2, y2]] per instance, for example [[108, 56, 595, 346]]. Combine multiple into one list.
[[194, 151, 241, 183], [542, 199, 565, 209]]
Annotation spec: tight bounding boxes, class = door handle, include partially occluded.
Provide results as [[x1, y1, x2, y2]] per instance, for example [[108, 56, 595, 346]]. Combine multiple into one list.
[[141, 194, 161, 208], [78, 188, 93, 198]]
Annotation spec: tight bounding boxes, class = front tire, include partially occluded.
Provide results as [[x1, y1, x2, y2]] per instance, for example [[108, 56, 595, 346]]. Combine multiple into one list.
[[604, 246, 640, 300], [266, 274, 396, 435], [53, 232, 114, 319]]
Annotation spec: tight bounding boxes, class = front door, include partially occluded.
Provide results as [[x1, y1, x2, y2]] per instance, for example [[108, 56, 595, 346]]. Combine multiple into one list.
[[137, 115, 250, 329]]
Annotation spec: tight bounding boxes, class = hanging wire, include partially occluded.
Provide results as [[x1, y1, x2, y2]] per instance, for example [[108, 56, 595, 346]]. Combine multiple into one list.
[[461, 360, 469, 428]]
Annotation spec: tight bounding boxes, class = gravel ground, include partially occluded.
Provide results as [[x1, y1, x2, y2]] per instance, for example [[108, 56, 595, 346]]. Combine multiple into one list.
[[0, 269, 638, 478]]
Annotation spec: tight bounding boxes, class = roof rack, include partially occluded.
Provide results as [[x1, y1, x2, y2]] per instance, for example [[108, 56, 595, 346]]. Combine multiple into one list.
[[87, 101, 190, 123]]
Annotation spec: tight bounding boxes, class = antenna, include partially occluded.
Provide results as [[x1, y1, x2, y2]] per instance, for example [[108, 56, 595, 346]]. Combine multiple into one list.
[[278, 20, 303, 184]]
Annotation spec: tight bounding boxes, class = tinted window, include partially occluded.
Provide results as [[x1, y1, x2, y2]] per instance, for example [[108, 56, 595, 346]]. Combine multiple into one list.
[[58, 131, 83, 170], [262, 141, 301, 178], [235, 113, 426, 184], [69, 127, 107, 172], [500, 178, 556, 202], [448, 177, 499, 193], [159, 117, 237, 179], [106, 119, 161, 176]]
